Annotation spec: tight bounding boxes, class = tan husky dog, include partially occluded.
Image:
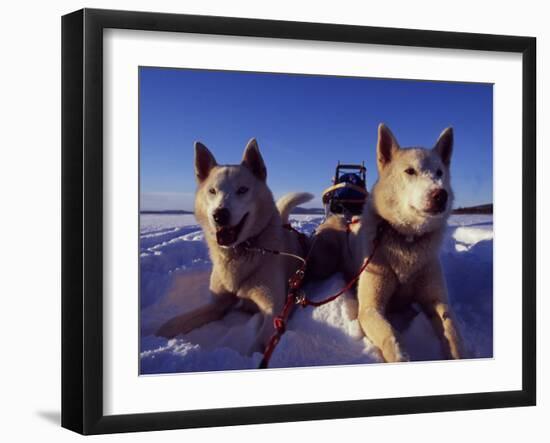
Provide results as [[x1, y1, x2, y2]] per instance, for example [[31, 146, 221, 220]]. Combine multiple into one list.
[[156, 139, 312, 354], [351, 124, 465, 362], [310, 124, 465, 362]]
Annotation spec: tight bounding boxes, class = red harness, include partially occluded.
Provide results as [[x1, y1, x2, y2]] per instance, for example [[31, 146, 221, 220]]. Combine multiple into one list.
[[258, 221, 385, 369], [345, 218, 361, 232]]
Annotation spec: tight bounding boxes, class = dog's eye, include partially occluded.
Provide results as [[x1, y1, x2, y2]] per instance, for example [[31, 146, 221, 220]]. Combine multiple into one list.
[[405, 167, 416, 176], [208, 188, 216, 195], [236, 186, 249, 195], [436, 169, 443, 177]]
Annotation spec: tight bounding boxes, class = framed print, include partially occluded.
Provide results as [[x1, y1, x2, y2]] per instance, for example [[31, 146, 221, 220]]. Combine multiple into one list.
[[61, 8, 536, 435]]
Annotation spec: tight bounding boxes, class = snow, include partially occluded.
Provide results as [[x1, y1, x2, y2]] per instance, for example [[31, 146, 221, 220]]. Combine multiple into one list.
[[139, 213, 493, 374]]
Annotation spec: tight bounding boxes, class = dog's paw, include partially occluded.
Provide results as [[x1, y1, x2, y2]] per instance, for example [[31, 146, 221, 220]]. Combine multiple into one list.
[[155, 321, 178, 339], [394, 346, 410, 363], [381, 336, 409, 363], [155, 313, 194, 338], [448, 343, 467, 360]]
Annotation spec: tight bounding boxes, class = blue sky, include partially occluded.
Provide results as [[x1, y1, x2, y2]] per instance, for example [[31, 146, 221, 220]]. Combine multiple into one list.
[[139, 67, 493, 211]]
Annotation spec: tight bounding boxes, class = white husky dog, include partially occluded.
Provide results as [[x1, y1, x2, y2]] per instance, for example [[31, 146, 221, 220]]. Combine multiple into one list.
[[157, 138, 312, 354], [307, 124, 465, 362], [348, 123, 465, 362]]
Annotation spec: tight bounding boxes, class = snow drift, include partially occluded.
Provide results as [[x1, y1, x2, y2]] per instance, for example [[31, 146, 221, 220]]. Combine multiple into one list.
[[139, 214, 493, 374]]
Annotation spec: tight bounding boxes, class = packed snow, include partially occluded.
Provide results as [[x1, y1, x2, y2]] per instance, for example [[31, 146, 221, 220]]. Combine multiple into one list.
[[140, 213, 493, 374]]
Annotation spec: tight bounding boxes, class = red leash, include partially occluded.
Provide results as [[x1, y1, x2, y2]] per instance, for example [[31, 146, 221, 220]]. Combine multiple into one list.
[[258, 221, 385, 369]]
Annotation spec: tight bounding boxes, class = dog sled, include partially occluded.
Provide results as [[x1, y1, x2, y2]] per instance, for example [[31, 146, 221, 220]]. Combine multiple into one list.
[[322, 161, 368, 219]]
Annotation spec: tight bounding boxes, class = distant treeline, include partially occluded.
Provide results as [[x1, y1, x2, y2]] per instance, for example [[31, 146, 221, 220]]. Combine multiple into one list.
[[290, 207, 325, 215], [141, 205, 492, 216], [294, 205, 494, 215], [452, 204, 493, 214], [294, 205, 495, 216], [140, 210, 194, 215]]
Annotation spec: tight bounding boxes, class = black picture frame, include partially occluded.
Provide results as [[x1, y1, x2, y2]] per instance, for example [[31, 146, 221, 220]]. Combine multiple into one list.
[[61, 8, 536, 435]]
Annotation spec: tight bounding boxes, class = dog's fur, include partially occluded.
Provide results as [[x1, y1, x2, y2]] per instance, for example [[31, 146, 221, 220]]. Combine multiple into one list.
[[311, 124, 465, 362], [156, 139, 312, 354], [305, 214, 351, 281]]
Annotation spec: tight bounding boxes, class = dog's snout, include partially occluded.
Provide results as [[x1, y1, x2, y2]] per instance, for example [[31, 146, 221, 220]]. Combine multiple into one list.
[[429, 188, 448, 213], [213, 207, 231, 226]]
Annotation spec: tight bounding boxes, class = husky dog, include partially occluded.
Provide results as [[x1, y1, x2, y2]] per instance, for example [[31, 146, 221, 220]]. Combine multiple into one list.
[[310, 124, 464, 362], [349, 123, 465, 362], [305, 213, 351, 281], [156, 139, 312, 354]]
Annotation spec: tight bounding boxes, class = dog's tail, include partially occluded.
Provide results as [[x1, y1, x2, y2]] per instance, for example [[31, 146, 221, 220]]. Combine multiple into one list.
[[276, 192, 314, 224]]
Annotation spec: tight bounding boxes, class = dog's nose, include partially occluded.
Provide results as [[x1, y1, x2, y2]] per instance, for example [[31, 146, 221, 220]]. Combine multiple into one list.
[[213, 207, 231, 226], [430, 188, 448, 212]]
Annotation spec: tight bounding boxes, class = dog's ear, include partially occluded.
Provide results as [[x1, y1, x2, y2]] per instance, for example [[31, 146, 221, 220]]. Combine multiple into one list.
[[433, 127, 453, 166], [241, 138, 267, 181], [377, 123, 400, 170], [194, 141, 217, 183]]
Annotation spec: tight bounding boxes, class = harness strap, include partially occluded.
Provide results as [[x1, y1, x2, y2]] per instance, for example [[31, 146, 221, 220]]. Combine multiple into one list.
[[298, 223, 384, 308], [258, 288, 298, 369], [258, 237, 307, 369], [346, 218, 361, 233], [258, 221, 386, 369]]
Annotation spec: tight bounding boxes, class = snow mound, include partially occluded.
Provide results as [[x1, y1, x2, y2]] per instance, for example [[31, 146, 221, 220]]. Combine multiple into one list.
[[140, 214, 493, 373]]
